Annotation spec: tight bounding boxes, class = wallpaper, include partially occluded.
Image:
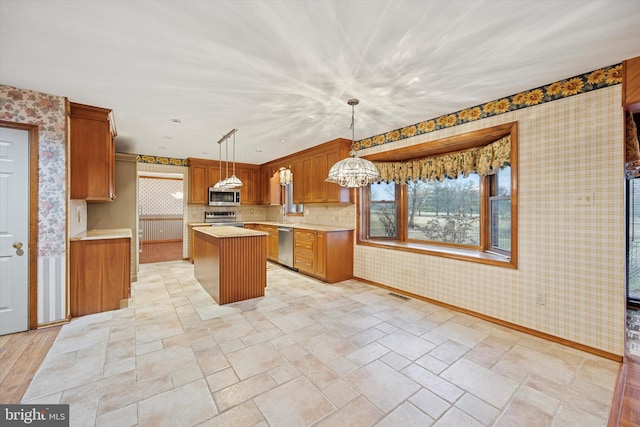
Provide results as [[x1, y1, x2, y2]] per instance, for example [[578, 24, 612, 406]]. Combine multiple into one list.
[[356, 86, 625, 357], [139, 177, 184, 216], [0, 86, 67, 256], [355, 64, 622, 150]]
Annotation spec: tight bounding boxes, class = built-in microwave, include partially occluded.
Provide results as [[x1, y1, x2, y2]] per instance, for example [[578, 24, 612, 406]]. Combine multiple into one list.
[[208, 188, 241, 206]]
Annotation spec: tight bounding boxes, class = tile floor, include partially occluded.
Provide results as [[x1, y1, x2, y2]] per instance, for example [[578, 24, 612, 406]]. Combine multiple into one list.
[[22, 261, 620, 426]]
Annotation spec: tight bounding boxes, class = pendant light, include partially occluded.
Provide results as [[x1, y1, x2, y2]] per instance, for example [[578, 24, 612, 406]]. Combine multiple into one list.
[[213, 135, 226, 189], [326, 99, 380, 187], [213, 128, 240, 189], [225, 130, 242, 187]]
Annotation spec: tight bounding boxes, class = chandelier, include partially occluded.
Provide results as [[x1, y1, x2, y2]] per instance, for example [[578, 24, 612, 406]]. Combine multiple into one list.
[[326, 99, 380, 187]]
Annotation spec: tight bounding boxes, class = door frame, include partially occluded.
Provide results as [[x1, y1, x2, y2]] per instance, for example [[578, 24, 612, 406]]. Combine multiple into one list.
[[0, 120, 39, 330]]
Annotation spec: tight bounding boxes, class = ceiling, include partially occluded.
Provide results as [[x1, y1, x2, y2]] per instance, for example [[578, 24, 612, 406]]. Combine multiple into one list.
[[1, 1, 640, 165]]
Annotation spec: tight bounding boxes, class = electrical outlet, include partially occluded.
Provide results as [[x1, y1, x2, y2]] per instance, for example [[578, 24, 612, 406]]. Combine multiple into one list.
[[76, 206, 81, 224], [536, 293, 546, 305]]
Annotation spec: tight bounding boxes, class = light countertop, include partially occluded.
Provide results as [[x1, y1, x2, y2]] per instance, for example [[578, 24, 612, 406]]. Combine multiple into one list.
[[246, 221, 354, 232], [193, 226, 268, 238], [71, 228, 132, 241]]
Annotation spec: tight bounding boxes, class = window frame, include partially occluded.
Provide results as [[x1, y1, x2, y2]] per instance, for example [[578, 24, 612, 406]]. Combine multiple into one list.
[[357, 122, 518, 269], [363, 181, 400, 240]]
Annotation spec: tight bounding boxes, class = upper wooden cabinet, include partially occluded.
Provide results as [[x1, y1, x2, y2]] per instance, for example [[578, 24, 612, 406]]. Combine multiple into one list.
[[188, 138, 354, 205], [186, 157, 261, 205], [291, 158, 305, 204], [259, 166, 281, 205], [290, 139, 353, 204], [189, 163, 208, 204], [623, 56, 640, 112], [69, 102, 116, 201]]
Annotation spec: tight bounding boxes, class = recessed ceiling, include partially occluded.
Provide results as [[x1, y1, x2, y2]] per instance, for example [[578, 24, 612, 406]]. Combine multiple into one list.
[[1, 0, 639, 164]]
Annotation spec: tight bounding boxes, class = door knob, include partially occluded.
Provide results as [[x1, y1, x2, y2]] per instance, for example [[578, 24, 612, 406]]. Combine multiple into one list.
[[13, 242, 23, 250]]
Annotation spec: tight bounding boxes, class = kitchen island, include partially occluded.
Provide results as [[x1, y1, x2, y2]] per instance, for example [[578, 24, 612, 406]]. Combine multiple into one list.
[[193, 226, 267, 305]]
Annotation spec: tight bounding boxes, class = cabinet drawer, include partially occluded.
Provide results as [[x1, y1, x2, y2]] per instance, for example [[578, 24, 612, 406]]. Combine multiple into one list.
[[294, 238, 314, 255], [294, 253, 314, 273], [294, 230, 315, 241]]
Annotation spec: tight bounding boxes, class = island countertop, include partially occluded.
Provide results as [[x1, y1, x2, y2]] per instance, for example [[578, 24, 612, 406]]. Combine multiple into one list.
[[193, 226, 268, 238]]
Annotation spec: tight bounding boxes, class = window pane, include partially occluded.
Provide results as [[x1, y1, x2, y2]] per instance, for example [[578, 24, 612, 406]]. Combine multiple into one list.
[[369, 182, 397, 237], [496, 167, 511, 197], [407, 175, 480, 245], [491, 199, 511, 251], [370, 182, 396, 201], [370, 203, 397, 237], [284, 184, 303, 213]]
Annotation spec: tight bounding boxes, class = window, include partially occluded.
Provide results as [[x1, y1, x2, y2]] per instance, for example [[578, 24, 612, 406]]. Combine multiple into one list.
[[489, 167, 511, 254], [406, 174, 481, 246], [368, 181, 398, 238], [359, 123, 517, 268], [283, 183, 303, 215]]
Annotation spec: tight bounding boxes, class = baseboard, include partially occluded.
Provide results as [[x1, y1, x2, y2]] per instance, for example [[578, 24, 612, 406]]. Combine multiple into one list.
[[354, 275, 623, 362], [36, 318, 69, 329]]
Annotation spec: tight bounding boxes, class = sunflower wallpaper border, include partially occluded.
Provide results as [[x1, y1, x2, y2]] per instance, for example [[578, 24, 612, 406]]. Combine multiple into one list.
[[136, 154, 189, 166], [354, 63, 622, 150], [133, 63, 622, 163]]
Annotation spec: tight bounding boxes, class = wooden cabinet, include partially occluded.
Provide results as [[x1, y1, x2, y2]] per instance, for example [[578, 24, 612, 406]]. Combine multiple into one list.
[[255, 224, 278, 261], [208, 165, 222, 187], [302, 157, 314, 203], [69, 102, 116, 201], [291, 159, 305, 204], [294, 229, 316, 274], [288, 139, 353, 204], [623, 56, 640, 112], [189, 163, 208, 204], [324, 150, 352, 203], [237, 167, 261, 205], [187, 157, 261, 205], [70, 237, 131, 317], [293, 228, 353, 283], [259, 166, 281, 205]]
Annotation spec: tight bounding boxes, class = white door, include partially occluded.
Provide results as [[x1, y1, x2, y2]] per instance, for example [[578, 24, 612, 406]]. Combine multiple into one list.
[[0, 127, 29, 335]]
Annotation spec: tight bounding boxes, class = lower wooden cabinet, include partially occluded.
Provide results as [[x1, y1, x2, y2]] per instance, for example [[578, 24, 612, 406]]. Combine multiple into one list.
[[70, 237, 131, 317], [294, 229, 353, 283], [255, 224, 278, 262]]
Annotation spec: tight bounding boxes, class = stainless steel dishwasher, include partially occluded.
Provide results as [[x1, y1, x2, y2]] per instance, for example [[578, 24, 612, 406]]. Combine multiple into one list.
[[277, 227, 294, 268]]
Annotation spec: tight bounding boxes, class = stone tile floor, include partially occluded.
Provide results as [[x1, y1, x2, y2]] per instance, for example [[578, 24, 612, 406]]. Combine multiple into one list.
[[22, 260, 620, 426]]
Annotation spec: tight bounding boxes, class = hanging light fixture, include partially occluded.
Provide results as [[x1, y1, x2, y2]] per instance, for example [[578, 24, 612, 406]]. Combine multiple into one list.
[[279, 167, 292, 186], [213, 133, 226, 189], [213, 129, 240, 189], [225, 130, 242, 187], [326, 98, 380, 187]]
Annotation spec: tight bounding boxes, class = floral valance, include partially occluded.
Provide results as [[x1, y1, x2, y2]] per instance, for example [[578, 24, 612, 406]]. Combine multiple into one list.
[[374, 135, 511, 183]]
